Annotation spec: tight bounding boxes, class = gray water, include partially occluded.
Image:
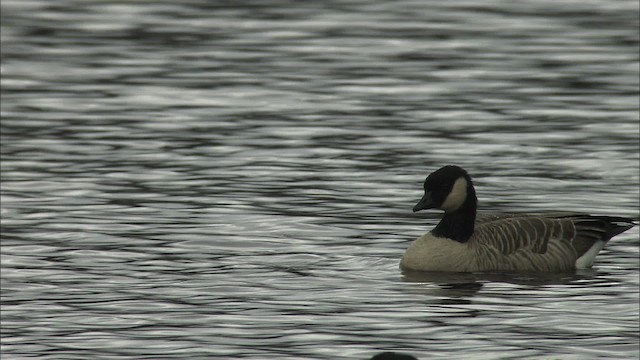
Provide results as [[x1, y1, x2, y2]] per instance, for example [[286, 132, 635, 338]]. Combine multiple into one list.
[[1, 1, 639, 359]]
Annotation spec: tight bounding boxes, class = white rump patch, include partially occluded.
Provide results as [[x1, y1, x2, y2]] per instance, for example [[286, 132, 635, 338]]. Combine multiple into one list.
[[575, 240, 605, 269], [441, 177, 467, 212]]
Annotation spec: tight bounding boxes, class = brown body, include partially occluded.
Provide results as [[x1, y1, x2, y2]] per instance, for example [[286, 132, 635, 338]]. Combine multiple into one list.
[[401, 213, 623, 272]]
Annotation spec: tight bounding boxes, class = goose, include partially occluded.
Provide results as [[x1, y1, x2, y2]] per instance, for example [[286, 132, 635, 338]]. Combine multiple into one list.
[[370, 352, 418, 360], [400, 165, 636, 273]]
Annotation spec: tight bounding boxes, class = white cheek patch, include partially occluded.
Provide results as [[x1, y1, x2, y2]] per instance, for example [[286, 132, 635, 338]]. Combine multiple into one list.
[[441, 177, 467, 212]]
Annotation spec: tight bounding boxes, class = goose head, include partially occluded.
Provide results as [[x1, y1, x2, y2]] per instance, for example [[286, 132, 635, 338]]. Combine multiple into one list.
[[413, 165, 475, 213]]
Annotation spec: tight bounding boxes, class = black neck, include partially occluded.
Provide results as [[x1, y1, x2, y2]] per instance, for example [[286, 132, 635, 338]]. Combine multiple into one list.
[[431, 186, 477, 243]]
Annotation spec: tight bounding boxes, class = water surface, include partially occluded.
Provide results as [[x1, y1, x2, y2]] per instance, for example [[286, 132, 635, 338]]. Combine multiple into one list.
[[1, 1, 639, 359]]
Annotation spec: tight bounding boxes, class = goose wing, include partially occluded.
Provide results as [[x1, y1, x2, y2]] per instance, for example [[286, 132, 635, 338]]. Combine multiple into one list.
[[471, 215, 635, 272], [475, 212, 585, 225], [474, 216, 566, 255]]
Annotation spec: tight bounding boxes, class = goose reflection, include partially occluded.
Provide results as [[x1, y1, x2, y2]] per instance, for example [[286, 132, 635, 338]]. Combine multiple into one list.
[[401, 267, 599, 298]]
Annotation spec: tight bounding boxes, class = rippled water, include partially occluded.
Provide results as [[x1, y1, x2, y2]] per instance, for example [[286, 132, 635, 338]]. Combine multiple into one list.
[[1, 1, 639, 359]]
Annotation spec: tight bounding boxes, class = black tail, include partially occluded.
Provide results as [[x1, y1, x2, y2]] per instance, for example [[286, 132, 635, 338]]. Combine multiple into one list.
[[592, 216, 637, 240]]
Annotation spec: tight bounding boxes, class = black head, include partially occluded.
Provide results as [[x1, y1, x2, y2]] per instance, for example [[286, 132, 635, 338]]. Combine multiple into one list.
[[370, 351, 418, 360], [413, 165, 473, 213]]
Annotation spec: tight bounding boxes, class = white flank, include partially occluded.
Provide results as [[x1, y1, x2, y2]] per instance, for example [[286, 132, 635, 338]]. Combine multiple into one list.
[[575, 240, 606, 269]]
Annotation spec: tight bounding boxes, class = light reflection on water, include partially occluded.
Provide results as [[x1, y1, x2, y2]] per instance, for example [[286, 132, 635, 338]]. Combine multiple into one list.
[[1, 0, 639, 359]]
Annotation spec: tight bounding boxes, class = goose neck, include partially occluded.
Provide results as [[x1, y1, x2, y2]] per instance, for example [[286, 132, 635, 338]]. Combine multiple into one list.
[[432, 191, 477, 243]]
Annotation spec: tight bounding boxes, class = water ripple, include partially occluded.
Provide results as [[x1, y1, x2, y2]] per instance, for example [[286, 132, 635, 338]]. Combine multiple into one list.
[[2, 0, 639, 359]]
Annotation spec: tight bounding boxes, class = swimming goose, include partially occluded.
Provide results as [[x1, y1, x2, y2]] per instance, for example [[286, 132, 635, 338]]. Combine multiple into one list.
[[400, 165, 636, 273], [370, 352, 418, 360]]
